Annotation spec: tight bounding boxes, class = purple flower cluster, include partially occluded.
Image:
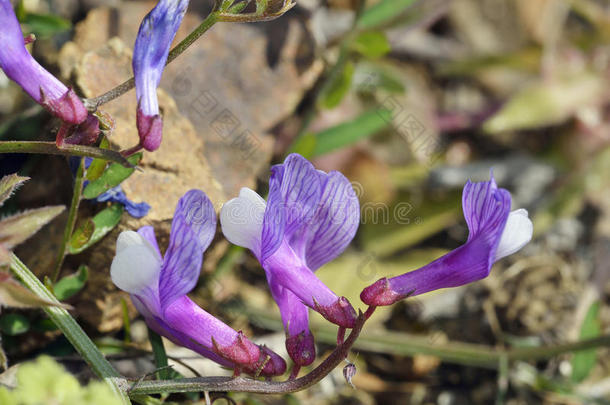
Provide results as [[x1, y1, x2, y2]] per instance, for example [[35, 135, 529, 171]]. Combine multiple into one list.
[[111, 190, 285, 376], [221, 154, 360, 366], [112, 154, 533, 377]]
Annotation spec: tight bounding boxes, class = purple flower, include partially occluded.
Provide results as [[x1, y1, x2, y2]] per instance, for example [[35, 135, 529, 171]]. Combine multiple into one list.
[[220, 154, 360, 366], [361, 175, 533, 306], [96, 186, 150, 218], [132, 0, 188, 151], [111, 190, 286, 376], [0, 0, 87, 124]]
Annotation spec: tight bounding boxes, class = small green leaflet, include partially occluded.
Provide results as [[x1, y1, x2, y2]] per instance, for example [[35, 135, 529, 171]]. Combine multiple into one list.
[[83, 153, 142, 199], [68, 204, 124, 255], [292, 108, 392, 158], [86, 137, 110, 182], [571, 301, 601, 382], [350, 31, 391, 59], [357, 0, 417, 30], [318, 61, 355, 110], [0, 313, 30, 336], [53, 266, 88, 301]]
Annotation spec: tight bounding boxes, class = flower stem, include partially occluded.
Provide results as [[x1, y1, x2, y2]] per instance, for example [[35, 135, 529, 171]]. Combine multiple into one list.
[[86, 11, 220, 109], [248, 306, 610, 369], [0, 141, 131, 167], [51, 157, 85, 283], [9, 254, 131, 404], [128, 312, 368, 395]]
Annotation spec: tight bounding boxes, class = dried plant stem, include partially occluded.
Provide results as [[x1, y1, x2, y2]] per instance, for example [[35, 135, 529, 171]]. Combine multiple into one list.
[[51, 157, 85, 282]]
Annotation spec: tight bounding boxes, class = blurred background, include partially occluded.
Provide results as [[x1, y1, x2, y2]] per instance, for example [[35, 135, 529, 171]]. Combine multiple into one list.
[[1, 0, 610, 404]]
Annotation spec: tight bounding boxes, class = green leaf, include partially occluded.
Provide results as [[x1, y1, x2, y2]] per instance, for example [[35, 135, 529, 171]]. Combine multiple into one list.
[[83, 153, 142, 199], [289, 133, 317, 159], [54, 266, 88, 301], [361, 192, 461, 257], [148, 328, 171, 380], [350, 31, 391, 59], [357, 0, 417, 30], [0, 314, 30, 336], [0, 206, 65, 249], [0, 174, 29, 207], [318, 61, 355, 109], [354, 63, 405, 94], [21, 13, 71, 38], [69, 219, 95, 253], [571, 301, 601, 382], [68, 204, 124, 255], [86, 137, 110, 182], [309, 108, 392, 157], [484, 72, 605, 133]]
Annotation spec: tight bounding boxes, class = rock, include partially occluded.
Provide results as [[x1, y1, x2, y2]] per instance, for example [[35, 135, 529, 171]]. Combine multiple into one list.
[[61, 2, 321, 196], [55, 37, 225, 331], [53, 2, 320, 331]]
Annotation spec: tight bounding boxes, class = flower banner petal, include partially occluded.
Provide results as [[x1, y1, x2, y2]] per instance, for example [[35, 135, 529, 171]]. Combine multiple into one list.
[[159, 189, 216, 308], [305, 171, 360, 271]]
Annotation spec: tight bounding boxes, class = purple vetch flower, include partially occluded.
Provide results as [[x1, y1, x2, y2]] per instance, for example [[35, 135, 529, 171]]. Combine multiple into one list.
[[96, 186, 151, 218], [111, 190, 286, 376], [220, 154, 360, 366], [361, 175, 533, 307], [132, 0, 189, 151], [0, 0, 87, 124]]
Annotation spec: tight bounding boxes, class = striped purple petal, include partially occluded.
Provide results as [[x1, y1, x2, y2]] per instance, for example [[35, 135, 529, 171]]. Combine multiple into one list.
[[158, 189, 216, 308], [133, 0, 189, 151], [304, 171, 360, 271], [261, 154, 322, 261], [361, 176, 512, 306]]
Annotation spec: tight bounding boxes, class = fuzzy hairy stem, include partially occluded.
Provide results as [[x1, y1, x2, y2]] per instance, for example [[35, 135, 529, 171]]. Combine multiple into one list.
[[0, 141, 131, 167], [51, 157, 85, 282]]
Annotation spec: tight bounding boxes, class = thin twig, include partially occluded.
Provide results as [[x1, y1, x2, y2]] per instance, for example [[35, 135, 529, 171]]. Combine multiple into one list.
[[86, 12, 220, 109], [0, 141, 131, 167], [51, 157, 85, 282]]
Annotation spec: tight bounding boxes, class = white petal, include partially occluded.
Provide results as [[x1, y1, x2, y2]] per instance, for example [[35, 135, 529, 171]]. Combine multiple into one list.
[[111, 231, 162, 294], [495, 209, 533, 261], [220, 187, 266, 256]]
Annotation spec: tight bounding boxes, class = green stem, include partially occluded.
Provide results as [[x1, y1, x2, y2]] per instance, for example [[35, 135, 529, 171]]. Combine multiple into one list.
[[248, 308, 610, 369], [87, 12, 220, 109], [0, 141, 131, 167], [51, 157, 85, 282], [9, 254, 131, 404], [147, 328, 171, 380]]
